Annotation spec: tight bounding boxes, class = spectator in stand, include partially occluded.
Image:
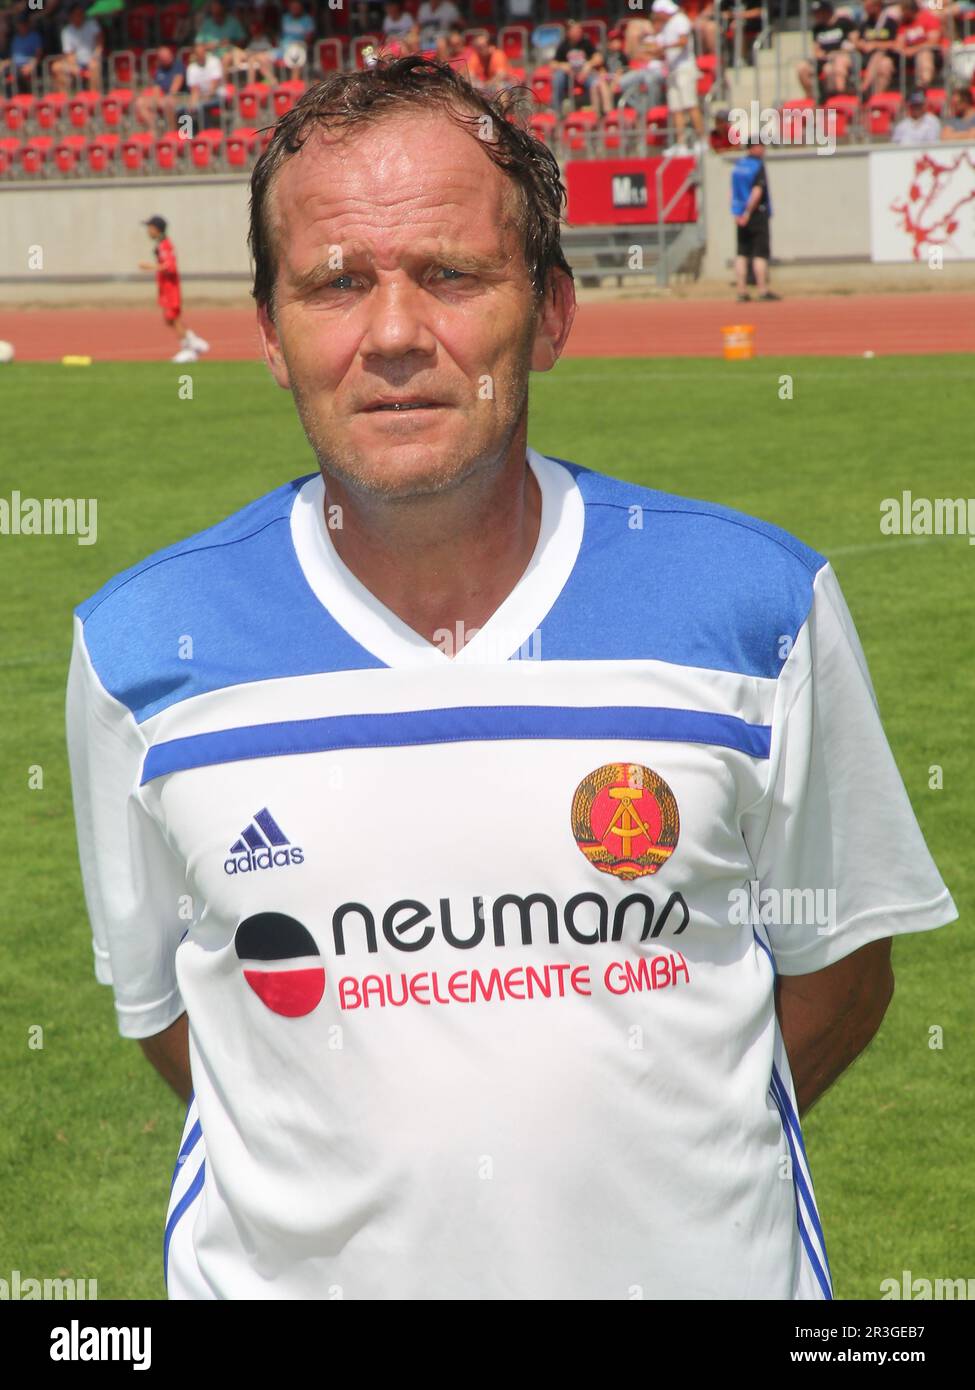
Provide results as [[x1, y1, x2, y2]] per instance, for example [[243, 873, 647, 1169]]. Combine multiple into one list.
[[417, 1, 462, 51], [278, 0, 315, 63], [0, 13, 42, 96], [239, 13, 277, 82], [649, 0, 704, 155], [551, 20, 610, 116], [731, 138, 779, 301], [382, 2, 415, 41], [616, 27, 667, 112], [797, 1, 858, 99], [892, 86, 941, 141], [51, 3, 103, 93], [895, 0, 943, 92], [466, 32, 512, 98], [694, 1, 718, 57], [134, 44, 186, 129], [182, 39, 225, 130], [385, 23, 422, 57], [855, 0, 900, 97], [196, 0, 247, 76], [437, 26, 473, 73], [941, 85, 975, 138]]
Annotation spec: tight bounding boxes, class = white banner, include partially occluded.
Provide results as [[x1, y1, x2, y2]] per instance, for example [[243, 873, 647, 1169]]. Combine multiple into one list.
[[869, 145, 975, 263]]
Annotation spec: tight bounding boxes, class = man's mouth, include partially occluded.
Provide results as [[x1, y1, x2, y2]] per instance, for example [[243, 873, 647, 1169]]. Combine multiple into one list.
[[362, 400, 445, 413]]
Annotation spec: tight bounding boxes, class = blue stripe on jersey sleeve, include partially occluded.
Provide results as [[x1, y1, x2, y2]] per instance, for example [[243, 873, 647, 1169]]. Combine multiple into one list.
[[536, 461, 826, 679], [75, 474, 387, 723]]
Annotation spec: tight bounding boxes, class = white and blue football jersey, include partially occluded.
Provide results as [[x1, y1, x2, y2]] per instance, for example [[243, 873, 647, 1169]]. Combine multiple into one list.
[[66, 448, 957, 1300]]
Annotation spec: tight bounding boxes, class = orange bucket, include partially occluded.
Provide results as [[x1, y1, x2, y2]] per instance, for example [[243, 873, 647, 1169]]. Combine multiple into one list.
[[721, 324, 755, 360]]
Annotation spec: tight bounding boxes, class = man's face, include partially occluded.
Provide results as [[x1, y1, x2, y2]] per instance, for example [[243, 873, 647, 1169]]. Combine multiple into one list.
[[951, 92, 969, 118], [69, 6, 84, 25], [158, 45, 173, 65], [258, 111, 574, 501], [567, 23, 584, 43], [193, 42, 206, 63]]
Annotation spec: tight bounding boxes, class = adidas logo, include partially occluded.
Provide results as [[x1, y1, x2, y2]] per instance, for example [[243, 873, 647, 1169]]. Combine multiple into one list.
[[224, 808, 305, 876]]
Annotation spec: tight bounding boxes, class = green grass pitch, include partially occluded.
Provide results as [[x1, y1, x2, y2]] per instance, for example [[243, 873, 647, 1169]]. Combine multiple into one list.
[[0, 356, 970, 1299]]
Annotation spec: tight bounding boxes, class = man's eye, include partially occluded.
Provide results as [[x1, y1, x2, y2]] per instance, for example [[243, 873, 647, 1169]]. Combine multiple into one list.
[[435, 267, 469, 283], [326, 275, 356, 291]]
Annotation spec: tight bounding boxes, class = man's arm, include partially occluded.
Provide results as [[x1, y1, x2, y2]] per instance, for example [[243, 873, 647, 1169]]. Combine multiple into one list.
[[140, 1012, 192, 1102], [776, 937, 894, 1117]]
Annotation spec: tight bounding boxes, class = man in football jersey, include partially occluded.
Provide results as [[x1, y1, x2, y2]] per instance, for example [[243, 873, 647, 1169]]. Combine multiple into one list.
[[68, 56, 957, 1301], [137, 215, 210, 364]]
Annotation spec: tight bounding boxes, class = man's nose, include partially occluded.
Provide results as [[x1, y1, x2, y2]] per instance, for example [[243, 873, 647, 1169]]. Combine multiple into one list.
[[358, 278, 438, 360]]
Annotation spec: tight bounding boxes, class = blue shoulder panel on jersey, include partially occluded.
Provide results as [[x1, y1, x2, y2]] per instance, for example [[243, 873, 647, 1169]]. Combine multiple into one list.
[[77, 474, 387, 723], [532, 461, 827, 679]]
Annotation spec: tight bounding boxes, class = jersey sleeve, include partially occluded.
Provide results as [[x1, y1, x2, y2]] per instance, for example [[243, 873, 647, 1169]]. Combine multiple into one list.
[[66, 615, 189, 1038], [742, 562, 957, 975]]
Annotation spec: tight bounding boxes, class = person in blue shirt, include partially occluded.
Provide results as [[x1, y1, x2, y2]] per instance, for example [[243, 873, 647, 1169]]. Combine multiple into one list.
[[1, 13, 43, 96], [731, 139, 780, 301]]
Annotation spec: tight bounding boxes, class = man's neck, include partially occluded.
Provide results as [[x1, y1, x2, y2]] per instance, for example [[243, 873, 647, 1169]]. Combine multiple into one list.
[[321, 447, 543, 657]]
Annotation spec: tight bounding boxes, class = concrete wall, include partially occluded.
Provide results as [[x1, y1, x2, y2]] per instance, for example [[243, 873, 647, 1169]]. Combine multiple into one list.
[[702, 146, 872, 278], [0, 174, 252, 302]]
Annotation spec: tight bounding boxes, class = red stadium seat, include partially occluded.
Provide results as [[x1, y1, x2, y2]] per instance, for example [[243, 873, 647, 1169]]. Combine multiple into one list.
[[580, 21, 607, 49], [867, 107, 892, 136], [190, 129, 223, 169], [68, 91, 101, 130], [601, 106, 638, 152], [531, 66, 553, 107], [126, 5, 158, 47], [0, 135, 22, 174], [528, 110, 558, 145], [697, 54, 717, 75], [272, 79, 306, 117], [109, 50, 138, 87], [315, 38, 343, 73], [86, 133, 119, 172], [155, 130, 186, 169], [226, 126, 257, 167], [824, 94, 857, 116], [866, 91, 901, 115], [4, 95, 35, 132], [159, 3, 190, 45], [121, 131, 154, 172], [547, 0, 571, 17], [101, 89, 134, 127], [562, 110, 598, 153], [925, 87, 946, 114], [237, 83, 270, 122], [20, 135, 53, 174], [36, 94, 67, 131], [500, 26, 529, 62], [645, 105, 671, 147], [54, 133, 87, 174]]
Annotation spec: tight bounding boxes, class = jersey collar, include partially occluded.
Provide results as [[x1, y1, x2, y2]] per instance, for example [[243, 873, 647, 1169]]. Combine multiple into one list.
[[289, 447, 584, 668]]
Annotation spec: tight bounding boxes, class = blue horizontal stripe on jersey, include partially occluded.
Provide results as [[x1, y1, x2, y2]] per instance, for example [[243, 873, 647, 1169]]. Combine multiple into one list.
[[140, 704, 772, 784]]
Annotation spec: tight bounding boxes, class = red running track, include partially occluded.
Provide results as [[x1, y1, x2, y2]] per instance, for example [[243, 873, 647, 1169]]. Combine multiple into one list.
[[1, 292, 972, 361]]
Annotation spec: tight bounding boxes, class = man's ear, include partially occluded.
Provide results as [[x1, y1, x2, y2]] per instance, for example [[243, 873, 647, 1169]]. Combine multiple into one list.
[[530, 268, 576, 373], [257, 302, 291, 390]]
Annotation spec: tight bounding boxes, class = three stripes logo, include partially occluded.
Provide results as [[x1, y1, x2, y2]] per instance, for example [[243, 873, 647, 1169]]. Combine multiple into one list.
[[224, 807, 305, 876]]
